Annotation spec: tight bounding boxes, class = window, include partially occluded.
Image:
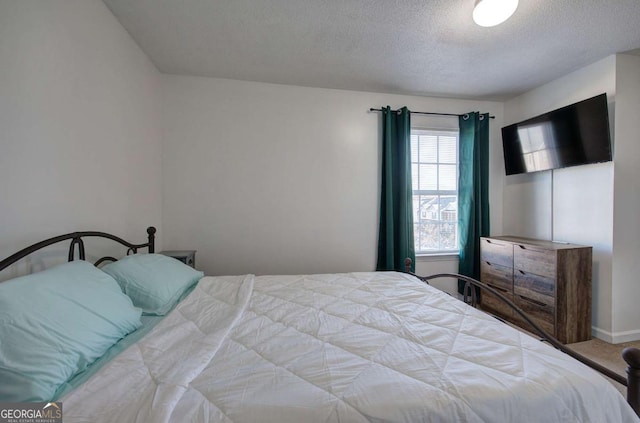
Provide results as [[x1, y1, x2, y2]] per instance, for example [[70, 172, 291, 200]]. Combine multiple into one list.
[[411, 129, 459, 254]]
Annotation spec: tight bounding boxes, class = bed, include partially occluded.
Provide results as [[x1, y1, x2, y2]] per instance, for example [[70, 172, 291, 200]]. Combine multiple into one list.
[[1, 227, 639, 422]]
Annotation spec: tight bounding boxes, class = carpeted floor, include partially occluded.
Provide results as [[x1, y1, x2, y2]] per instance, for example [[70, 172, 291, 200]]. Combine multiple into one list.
[[567, 338, 640, 395]]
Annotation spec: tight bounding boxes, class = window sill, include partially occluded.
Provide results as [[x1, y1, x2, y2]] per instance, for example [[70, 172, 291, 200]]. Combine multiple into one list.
[[415, 253, 459, 262]]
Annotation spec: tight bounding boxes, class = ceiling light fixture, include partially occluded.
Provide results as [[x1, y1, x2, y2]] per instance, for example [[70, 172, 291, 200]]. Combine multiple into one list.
[[473, 0, 519, 27]]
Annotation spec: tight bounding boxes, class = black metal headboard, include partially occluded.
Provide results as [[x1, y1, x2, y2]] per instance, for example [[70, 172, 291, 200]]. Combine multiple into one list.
[[0, 226, 156, 272]]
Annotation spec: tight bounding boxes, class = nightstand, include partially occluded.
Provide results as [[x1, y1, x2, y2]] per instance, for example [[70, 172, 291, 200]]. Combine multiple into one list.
[[159, 250, 197, 268]]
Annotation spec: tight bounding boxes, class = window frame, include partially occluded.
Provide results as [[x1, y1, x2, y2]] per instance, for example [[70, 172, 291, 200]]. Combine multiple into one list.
[[411, 128, 460, 257]]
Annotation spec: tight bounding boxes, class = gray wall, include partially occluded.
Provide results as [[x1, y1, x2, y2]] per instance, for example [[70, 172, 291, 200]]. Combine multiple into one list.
[[0, 0, 163, 278], [160, 75, 504, 295]]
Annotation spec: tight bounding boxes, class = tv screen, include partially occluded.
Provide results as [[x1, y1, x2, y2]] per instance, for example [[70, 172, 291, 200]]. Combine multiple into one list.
[[501, 93, 612, 175]]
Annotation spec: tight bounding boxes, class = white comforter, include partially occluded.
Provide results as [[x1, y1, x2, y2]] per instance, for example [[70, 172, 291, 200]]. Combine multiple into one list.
[[63, 272, 638, 422]]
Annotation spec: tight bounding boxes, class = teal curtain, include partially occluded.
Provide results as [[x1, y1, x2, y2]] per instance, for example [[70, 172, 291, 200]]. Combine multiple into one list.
[[376, 106, 415, 272], [458, 112, 490, 294]]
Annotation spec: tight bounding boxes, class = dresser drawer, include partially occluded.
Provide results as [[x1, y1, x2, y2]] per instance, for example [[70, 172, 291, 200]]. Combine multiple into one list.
[[514, 295, 555, 336], [514, 244, 556, 279], [514, 270, 555, 306], [480, 238, 513, 268], [481, 261, 513, 292], [481, 284, 513, 320]]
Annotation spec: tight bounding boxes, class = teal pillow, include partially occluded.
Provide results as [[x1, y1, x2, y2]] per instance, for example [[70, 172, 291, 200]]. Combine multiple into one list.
[[0, 260, 142, 402], [102, 254, 203, 316]]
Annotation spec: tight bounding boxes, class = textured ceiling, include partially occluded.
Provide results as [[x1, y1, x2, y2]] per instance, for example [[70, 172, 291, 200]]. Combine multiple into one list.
[[102, 0, 640, 101]]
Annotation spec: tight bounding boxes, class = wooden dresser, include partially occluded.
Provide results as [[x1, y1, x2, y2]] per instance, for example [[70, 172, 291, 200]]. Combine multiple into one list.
[[479, 236, 592, 344]]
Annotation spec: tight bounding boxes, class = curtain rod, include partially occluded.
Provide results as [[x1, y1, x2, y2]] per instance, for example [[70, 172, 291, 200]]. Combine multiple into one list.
[[369, 108, 495, 119]]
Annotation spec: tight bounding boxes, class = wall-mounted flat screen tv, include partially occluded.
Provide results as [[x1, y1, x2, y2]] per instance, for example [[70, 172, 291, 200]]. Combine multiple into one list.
[[501, 93, 612, 175]]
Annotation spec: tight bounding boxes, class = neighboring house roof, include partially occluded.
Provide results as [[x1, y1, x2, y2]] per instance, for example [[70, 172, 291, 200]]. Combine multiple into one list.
[[418, 197, 457, 220]]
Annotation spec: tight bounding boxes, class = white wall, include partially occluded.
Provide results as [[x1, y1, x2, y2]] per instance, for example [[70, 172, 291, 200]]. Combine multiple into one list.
[[414, 255, 460, 295], [161, 75, 503, 295], [502, 55, 640, 341], [611, 54, 640, 340], [0, 0, 162, 277]]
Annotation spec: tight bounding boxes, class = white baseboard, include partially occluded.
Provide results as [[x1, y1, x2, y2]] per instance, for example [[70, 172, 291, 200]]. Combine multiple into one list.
[[592, 326, 640, 344], [591, 327, 614, 343]]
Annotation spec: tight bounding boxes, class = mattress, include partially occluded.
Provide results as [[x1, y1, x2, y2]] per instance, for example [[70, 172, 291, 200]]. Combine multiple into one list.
[[62, 272, 638, 422]]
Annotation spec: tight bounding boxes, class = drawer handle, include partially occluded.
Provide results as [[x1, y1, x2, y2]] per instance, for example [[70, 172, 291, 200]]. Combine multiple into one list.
[[518, 269, 525, 275], [518, 245, 526, 249], [486, 261, 492, 266], [519, 295, 547, 308], [485, 239, 492, 244], [487, 284, 508, 294]]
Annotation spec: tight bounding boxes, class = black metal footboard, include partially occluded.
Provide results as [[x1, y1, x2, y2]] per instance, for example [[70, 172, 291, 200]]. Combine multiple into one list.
[[403, 258, 640, 417]]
